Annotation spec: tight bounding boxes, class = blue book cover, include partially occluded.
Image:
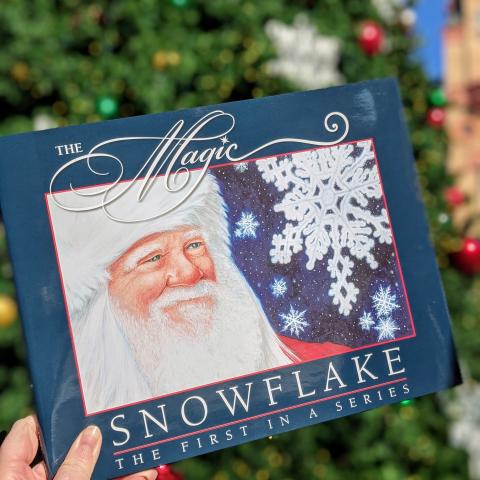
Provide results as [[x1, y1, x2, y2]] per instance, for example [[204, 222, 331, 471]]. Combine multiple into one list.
[[0, 78, 460, 479]]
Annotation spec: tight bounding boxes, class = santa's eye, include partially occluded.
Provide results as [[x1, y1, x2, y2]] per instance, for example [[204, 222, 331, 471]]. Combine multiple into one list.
[[147, 254, 162, 262], [186, 241, 203, 250]]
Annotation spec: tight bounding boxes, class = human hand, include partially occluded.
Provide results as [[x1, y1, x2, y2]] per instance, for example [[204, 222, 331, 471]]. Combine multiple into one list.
[[0, 415, 158, 480]]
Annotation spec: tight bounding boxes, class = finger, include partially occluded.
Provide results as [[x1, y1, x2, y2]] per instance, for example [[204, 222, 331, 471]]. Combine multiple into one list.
[[0, 415, 39, 465], [117, 469, 158, 480], [32, 461, 48, 480], [54, 426, 102, 480]]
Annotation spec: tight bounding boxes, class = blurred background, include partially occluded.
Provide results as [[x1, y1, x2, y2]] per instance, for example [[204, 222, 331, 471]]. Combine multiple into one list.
[[0, 0, 479, 478]]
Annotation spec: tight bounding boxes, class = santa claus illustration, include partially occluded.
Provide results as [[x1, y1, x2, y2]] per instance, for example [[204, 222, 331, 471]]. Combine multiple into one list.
[[49, 170, 349, 413]]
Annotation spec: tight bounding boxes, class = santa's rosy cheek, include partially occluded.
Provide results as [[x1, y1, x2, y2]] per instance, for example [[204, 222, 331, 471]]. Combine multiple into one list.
[[192, 256, 216, 281], [134, 272, 168, 310], [109, 271, 167, 318]]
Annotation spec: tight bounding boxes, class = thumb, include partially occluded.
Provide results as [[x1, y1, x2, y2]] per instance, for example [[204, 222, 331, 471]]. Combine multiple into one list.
[[54, 426, 102, 480], [0, 416, 39, 479]]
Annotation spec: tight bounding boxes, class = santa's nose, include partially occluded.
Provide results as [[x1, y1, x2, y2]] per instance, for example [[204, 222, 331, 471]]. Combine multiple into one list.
[[165, 252, 203, 287]]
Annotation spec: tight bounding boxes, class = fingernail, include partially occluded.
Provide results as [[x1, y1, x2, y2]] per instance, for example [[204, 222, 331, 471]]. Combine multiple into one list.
[[130, 473, 158, 480], [139, 471, 159, 480], [18, 415, 37, 434], [79, 425, 101, 452], [23, 415, 36, 428], [145, 471, 159, 480]]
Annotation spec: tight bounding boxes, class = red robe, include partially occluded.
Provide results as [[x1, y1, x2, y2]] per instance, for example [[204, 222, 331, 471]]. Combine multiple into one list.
[[279, 335, 351, 362]]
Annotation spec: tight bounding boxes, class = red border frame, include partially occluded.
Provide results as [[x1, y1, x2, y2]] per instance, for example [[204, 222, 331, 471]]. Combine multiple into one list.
[[44, 137, 416, 418]]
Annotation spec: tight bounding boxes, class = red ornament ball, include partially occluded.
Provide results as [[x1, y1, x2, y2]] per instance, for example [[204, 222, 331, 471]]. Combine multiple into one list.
[[451, 237, 480, 275], [155, 465, 182, 480], [358, 21, 385, 55], [444, 186, 465, 206], [426, 107, 445, 128]]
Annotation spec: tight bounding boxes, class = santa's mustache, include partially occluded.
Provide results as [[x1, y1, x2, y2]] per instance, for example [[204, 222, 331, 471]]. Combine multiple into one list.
[[150, 280, 217, 311]]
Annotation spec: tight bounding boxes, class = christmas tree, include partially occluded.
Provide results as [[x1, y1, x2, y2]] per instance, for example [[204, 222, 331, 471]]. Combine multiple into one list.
[[0, 1, 478, 478]]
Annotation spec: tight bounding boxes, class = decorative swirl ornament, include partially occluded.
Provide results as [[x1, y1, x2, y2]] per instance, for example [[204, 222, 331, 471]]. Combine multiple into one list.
[[50, 110, 350, 223]]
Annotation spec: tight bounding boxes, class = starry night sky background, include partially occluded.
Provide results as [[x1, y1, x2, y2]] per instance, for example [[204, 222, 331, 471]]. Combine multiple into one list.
[[211, 145, 414, 349]]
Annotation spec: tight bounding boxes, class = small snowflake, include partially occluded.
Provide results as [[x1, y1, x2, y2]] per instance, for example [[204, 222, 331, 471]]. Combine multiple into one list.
[[374, 317, 400, 341], [280, 305, 308, 337], [359, 311, 375, 331], [271, 277, 288, 298], [235, 211, 260, 239], [372, 285, 399, 318], [233, 162, 249, 173]]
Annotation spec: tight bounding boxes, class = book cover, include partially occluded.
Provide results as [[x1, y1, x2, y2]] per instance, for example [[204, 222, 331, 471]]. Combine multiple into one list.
[[0, 78, 461, 479]]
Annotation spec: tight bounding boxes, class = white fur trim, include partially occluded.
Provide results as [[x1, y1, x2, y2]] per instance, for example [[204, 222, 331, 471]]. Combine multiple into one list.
[[48, 172, 230, 315]]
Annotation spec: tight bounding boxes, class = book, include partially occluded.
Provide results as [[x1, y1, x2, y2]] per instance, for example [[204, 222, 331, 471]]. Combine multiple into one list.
[[0, 78, 461, 479]]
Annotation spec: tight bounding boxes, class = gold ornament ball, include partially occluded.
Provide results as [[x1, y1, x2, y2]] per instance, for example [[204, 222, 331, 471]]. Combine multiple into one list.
[[0, 295, 18, 327], [152, 51, 181, 70], [166, 51, 181, 66], [10, 62, 30, 82], [152, 51, 169, 70]]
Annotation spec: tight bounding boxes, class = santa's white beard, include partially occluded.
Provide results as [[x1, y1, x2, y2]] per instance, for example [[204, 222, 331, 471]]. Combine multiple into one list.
[[72, 255, 294, 413]]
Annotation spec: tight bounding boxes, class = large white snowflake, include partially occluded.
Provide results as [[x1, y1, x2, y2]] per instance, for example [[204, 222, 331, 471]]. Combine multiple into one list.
[[265, 14, 344, 89], [374, 317, 400, 341], [280, 305, 308, 337], [359, 311, 375, 331], [271, 277, 288, 298], [257, 140, 392, 315], [234, 211, 260, 239], [372, 285, 399, 318]]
